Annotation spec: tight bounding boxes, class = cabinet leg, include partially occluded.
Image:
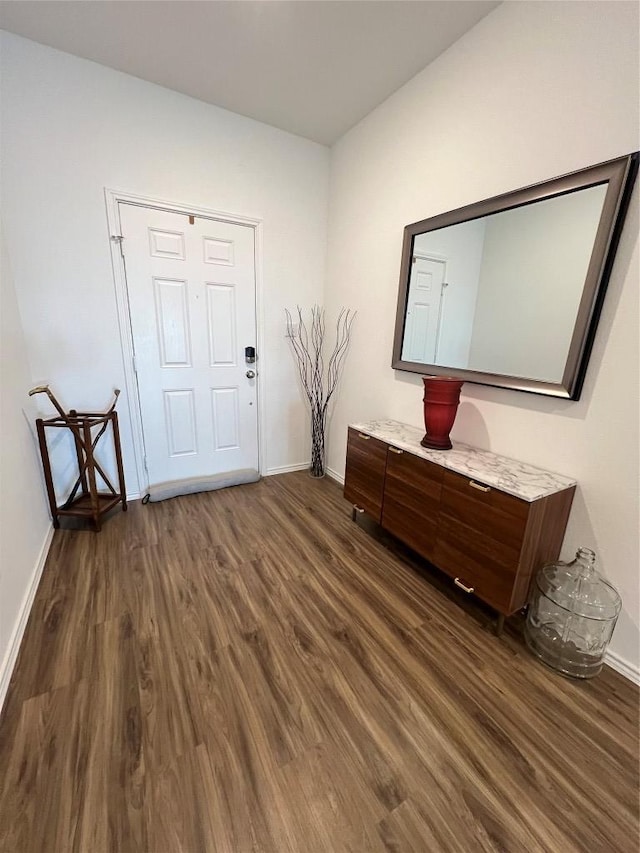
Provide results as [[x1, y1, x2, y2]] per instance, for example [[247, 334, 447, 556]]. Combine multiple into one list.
[[495, 614, 505, 637], [351, 505, 357, 522]]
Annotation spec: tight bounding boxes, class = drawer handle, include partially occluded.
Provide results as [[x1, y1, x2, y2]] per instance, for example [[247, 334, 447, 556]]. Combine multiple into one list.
[[353, 505, 365, 514], [454, 577, 475, 594], [389, 447, 404, 455], [358, 433, 371, 440], [469, 480, 491, 493]]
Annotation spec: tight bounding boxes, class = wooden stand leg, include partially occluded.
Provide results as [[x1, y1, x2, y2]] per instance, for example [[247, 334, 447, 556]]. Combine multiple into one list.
[[36, 418, 60, 528], [83, 420, 101, 532], [69, 409, 88, 496], [111, 412, 127, 511], [495, 614, 505, 637]]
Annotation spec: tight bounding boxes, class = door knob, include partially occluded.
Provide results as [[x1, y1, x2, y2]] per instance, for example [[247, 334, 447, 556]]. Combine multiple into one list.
[[246, 369, 256, 379]]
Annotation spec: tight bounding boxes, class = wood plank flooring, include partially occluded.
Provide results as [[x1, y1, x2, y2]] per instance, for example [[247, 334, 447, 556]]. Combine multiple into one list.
[[0, 472, 637, 853]]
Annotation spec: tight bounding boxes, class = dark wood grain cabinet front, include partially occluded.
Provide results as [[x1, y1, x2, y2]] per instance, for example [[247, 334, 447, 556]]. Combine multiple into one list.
[[343, 428, 388, 522], [433, 512, 521, 613], [343, 425, 576, 620], [433, 469, 575, 614], [381, 448, 443, 561], [433, 470, 528, 612]]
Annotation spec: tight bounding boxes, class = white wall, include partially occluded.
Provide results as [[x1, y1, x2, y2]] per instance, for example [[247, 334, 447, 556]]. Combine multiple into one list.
[[0, 31, 329, 492], [325, 2, 640, 673], [469, 184, 608, 380], [0, 226, 52, 708]]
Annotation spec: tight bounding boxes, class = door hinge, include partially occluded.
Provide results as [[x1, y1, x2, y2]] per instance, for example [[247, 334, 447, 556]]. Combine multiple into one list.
[[132, 354, 138, 373], [111, 234, 125, 256]]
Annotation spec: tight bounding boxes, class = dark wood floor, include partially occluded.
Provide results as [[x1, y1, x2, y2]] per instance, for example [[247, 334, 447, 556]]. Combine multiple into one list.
[[0, 472, 637, 853]]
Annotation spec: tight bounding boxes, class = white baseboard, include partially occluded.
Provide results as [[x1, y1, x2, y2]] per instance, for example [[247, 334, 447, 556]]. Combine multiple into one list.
[[265, 464, 346, 484], [605, 650, 640, 685], [325, 466, 344, 485], [0, 525, 54, 714], [264, 463, 310, 476]]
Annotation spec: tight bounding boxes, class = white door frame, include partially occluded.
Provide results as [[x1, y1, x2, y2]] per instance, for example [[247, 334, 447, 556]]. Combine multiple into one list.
[[104, 188, 266, 496]]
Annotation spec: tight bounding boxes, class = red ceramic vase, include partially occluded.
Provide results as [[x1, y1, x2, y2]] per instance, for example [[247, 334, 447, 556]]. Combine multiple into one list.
[[421, 376, 464, 450]]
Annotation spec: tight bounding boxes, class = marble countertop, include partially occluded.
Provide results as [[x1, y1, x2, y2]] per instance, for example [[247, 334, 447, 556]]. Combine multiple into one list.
[[350, 419, 576, 502]]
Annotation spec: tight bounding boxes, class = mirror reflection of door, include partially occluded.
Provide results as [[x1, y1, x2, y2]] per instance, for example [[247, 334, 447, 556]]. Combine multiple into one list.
[[401, 254, 446, 363]]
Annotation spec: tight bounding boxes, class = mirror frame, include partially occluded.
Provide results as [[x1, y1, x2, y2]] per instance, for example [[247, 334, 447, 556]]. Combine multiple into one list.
[[392, 152, 638, 399]]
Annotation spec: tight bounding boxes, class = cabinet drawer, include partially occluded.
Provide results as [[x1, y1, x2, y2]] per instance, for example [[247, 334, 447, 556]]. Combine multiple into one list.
[[344, 428, 388, 522], [440, 469, 528, 551], [382, 448, 443, 561], [433, 513, 521, 614]]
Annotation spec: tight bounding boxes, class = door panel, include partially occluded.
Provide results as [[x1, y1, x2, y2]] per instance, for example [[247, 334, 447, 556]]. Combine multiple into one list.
[[164, 390, 197, 456], [203, 236, 234, 264], [149, 228, 186, 259], [206, 284, 236, 365], [119, 204, 258, 488], [154, 278, 191, 366], [211, 387, 240, 450]]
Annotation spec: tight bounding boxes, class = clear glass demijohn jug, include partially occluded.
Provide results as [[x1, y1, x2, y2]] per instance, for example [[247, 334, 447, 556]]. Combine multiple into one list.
[[524, 547, 621, 679]]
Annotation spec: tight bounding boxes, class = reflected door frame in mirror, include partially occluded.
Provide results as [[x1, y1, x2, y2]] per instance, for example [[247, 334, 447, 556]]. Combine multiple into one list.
[[392, 152, 638, 399]]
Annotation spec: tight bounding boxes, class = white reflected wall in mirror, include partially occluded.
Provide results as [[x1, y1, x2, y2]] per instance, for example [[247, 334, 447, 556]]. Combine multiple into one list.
[[402, 183, 608, 382]]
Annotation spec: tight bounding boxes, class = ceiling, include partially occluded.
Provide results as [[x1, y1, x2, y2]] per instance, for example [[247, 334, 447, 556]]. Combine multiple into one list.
[[0, 1, 499, 145]]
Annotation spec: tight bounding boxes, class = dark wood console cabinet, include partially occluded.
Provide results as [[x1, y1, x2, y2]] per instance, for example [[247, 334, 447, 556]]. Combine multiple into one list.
[[344, 422, 576, 627]]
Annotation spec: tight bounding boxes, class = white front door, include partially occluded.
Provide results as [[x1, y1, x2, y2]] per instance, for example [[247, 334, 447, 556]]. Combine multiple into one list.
[[401, 255, 446, 363], [119, 203, 259, 490]]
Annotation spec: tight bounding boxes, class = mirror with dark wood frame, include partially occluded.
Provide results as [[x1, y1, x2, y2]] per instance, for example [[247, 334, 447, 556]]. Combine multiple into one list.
[[392, 153, 638, 399]]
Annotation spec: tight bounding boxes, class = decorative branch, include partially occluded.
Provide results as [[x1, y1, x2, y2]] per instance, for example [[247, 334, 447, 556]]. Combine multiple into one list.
[[285, 305, 355, 477]]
